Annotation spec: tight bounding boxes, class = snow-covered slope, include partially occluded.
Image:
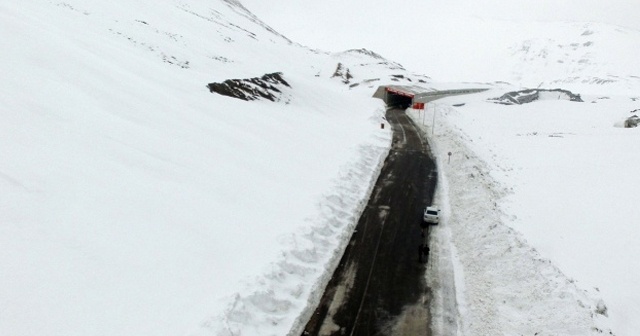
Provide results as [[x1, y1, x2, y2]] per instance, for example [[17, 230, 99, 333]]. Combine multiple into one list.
[[4, 0, 640, 335], [397, 20, 640, 93], [503, 22, 640, 94], [0, 1, 411, 335], [408, 85, 640, 335]]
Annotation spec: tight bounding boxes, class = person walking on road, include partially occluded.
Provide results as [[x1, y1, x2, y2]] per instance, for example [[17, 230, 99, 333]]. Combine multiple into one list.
[[418, 244, 430, 263]]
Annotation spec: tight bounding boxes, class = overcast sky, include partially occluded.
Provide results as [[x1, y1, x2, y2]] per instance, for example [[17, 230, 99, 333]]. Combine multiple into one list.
[[244, 0, 639, 49], [242, 0, 640, 80]]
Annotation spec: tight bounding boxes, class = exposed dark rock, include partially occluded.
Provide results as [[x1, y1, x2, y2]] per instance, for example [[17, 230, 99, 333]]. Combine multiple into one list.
[[490, 88, 583, 105], [595, 300, 608, 317], [332, 63, 353, 84], [206, 72, 290, 102], [343, 48, 386, 60], [624, 115, 640, 128]]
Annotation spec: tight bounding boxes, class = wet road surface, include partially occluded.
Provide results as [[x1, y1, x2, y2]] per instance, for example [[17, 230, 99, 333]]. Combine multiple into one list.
[[302, 108, 438, 336]]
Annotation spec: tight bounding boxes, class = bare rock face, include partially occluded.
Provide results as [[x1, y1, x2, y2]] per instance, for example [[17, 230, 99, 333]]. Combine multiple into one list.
[[624, 114, 640, 128], [332, 63, 353, 84], [207, 72, 290, 102], [490, 88, 583, 105]]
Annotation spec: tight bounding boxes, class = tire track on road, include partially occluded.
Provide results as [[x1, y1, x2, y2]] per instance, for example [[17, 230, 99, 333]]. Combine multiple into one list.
[[302, 108, 437, 336]]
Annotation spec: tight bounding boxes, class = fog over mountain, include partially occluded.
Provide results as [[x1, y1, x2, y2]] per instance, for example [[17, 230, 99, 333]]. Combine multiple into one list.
[[244, 0, 640, 84]]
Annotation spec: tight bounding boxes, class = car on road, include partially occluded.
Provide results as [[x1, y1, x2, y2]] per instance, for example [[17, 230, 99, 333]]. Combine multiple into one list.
[[423, 206, 440, 225]]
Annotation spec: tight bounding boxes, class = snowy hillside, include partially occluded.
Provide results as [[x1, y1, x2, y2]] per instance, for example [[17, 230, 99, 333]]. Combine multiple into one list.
[[4, 0, 640, 335], [408, 87, 640, 335], [392, 19, 640, 92], [0, 1, 412, 335], [245, 1, 640, 334], [503, 22, 640, 94]]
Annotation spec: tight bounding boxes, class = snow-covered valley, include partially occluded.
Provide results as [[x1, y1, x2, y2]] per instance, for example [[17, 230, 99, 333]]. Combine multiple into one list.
[[2, 0, 640, 335]]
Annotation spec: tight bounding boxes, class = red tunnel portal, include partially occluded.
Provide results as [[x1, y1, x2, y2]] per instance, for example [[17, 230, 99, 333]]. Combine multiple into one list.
[[386, 87, 414, 98], [385, 87, 414, 108]]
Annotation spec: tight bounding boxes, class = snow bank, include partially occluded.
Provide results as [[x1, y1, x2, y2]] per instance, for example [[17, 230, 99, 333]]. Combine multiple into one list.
[[201, 127, 391, 336], [0, 1, 398, 335], [407, 88, 635, 334]]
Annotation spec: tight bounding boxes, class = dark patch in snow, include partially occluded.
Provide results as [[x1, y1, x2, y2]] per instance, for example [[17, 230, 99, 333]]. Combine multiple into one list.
[[624, 115, 640, 128], [332, 63, 353, 84], [162, 54, 189, 68], [338, 48, 406, 71], [595, 299, 609, 317], [56, 2, 90, 15], [349, 78, 380, 89], [344, 48, 386, 59], [209, 55, 233, 63], [551, 76, 617, 85], [207, 72, 291, 102], [489, 88, 583, 105]]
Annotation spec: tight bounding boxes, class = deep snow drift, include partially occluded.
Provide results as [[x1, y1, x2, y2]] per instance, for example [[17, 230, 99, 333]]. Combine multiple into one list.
[[409, 87, 639, 335], [0, 1, 402, 335]]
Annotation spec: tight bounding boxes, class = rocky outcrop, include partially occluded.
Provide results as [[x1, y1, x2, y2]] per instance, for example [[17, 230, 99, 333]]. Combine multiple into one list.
[[490, 88, 583, 105], [624, 114, 640, 128], [207, 72, 290, 102], [331, 63, 353, 84]]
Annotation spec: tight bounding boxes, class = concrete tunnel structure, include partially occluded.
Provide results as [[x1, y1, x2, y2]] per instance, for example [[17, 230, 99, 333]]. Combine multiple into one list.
[[373, 85, 489, 107]]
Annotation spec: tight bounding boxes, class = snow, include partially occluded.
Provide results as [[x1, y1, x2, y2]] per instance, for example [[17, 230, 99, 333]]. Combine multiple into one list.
[[409, 89, 640, 335], [242, 0, 640, 86], [1, 1, 393, 335], [3, 0, 640, 335]]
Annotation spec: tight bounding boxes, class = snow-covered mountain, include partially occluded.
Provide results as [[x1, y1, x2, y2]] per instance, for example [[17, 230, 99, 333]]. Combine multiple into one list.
[[3, 0, 640, 335], [500, 22, 640, 94], [397, 19, 640, 93], [243, 0, 640, 91]]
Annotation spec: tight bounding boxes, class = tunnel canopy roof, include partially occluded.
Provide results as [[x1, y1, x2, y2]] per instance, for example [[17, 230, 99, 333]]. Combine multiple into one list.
[[373, 85, 489, 105], [372, 85, 423, 99]]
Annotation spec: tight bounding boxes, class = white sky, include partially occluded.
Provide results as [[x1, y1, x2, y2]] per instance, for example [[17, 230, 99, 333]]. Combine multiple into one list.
[[242, 0, 640, 76]]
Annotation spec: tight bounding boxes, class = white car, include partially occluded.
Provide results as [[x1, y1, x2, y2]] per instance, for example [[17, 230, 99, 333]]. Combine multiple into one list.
[[423, 206, 440, 225]]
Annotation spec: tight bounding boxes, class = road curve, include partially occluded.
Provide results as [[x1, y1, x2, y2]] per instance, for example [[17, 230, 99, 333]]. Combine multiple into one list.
[[302, 108, 438, 336]]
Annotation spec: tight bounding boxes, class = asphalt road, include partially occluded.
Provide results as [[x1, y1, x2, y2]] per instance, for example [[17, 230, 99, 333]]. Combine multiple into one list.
[[301, 108, 438, 336]]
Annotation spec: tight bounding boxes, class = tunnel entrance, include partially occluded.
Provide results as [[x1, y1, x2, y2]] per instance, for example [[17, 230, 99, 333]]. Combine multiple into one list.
[[373, 85, 490, 110], [384, 87, 414, 108], [386, 91, 413, 108], [372, 86, 416, 109]]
